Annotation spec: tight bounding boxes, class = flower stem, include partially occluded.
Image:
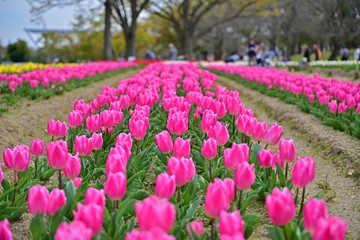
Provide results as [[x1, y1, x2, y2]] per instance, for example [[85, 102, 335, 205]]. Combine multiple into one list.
[[232, 115, 235, 137], [177, 187, 181, 206], [58, 170, 62, 189], [136, 140, 139, 155], [210, 218, 215, 240], [237, 189, 243, 211], [295, 188, 299, 206], [11, 172, 18, 206], [209, 160, 213, 181], [283, 225, 289, 240], [34, 157, 38, 179], [285, 162, 289, 181], [298, 187, 306, 218]]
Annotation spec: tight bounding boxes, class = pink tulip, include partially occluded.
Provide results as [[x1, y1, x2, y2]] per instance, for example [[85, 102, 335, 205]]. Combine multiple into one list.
[[166, 111, 188, 135], [237, 114, 249, 133], [271, 153, 284, 169], [100, 110, 115, 129], [129, 118, 148, 140], [292, 156, 316, 188], [46, 189, 66, 215], [116, 133, 133, 151], [173, 137, 191, 158], [73, 203, 104, 236], [3, 144, 30, 172], [205, 178, 234, 218], [105, 150, 127, 176], [243, 117, 257, 137], [328, 100, 338, 113], [74, 135, 93, 156], [47, 119, 67, 137], [84, 187, 105, 210], [258, 149, 274, 168], [30, 139, 44, 156], [226, 96, 242, 116], [104, 172, 127, 201], [208, 122, 229, 146], [135, 196, 176, 233], [186, 221, 204, 238], [46, 140, 68, 170], [311, 216, 347, 240], [155, 131, 173, 154], [112, 110, 124, 124], [68, 110, 84, 128], [126, 228, 175, 240], [55, 220, 92, 240], [223, 143, 249, 171], [264, 123, 283, 146], [63, 153, 81, 179], [265, 187, 295, 226], [28, 185, 49, 215], [219, 210, 244, 237], [155, 173, 176, 199], [86, 115, 102, 132], [73, 177, 82, 188], [201, 138, 217, 160], [234, 162, 255, 190], [338, 102, 348, 113], [167, 157, 196, 186], [220, 232, 245, 240], [91, 133, 103, 150], [0, 219, 13, 240], [279, 139, 296, 163], [303, 198, 328, 232], [253, 122, 268, 141], [200, 110, 217, 133]]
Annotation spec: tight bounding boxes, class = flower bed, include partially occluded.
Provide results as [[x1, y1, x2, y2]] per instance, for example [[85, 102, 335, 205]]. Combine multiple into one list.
[[207, 65, 360, 139], [0, 63, 347, 239]]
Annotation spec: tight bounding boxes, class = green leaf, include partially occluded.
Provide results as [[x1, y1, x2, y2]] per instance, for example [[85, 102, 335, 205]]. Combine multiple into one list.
[[30, 213, 46, 240]]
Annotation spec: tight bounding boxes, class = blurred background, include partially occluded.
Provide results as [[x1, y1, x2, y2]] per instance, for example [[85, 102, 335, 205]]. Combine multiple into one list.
[[0, 0, 359, 63]]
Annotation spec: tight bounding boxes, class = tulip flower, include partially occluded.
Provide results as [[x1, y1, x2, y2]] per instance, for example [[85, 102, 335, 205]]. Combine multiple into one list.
[[187, 221, 204, 239], [73, 177, 82, 188], [292, 156, 316, 188], [155, 130, 173, 154], [135, 196, 176, 233], [258, 149, 274, 169], [47, 119, 67, 138], [328, 100, 338, 113], [303, 198, 328, 232], [253, 121, 268, 141], [205, 178, 234, 218], [167, 157, 196, 186], [200, 110, 217, 133], [311, 216, 347, 240], [104, 172, 127, 201], [0, 219, 13, 240], [91, 133, 103, 150], [208, 122, 229, 146], [74, 135, 93, 156], [55, 220, 92, 240], [84, 187, 105, 210], [279, 138, 296, 180], [338, 102, 348, 113], [219, 210, 244, 238], [73, 203, 104, 236], [68, 110, 84, 128], [201, 138, 217, 160], [264, 123, 283, 146], [86, 115, 102, 132], [28, 185, 49, 215], [129, 118, 148, 140], [173, 137, 191, 158], [30, 139, 44, 156], [63, 153, 81, 179], [126, 228, 175, 240], [155, 173, 176, 199], [166, 111, 188, 135], [46, 189, 66, 215], [265, 187, 295, 226], [105, 150, 127, 176], [3, 144, 30, 172], [46, 140, 68, 170], [223, 143, 249, 171], [234, 162, 255, 208]]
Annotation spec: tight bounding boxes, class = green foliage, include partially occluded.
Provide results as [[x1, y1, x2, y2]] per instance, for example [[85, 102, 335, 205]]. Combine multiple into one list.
[[6, 39, 30, 62]]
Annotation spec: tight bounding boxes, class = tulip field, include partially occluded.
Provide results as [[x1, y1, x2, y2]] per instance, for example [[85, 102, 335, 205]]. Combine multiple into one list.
[[207, 65, 360, 140], [0, 62, 352, 240]]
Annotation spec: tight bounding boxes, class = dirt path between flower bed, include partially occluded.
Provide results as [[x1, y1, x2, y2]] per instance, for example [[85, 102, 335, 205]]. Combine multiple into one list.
[[0, 70, 138, 238], [217, 76, 360, 240]]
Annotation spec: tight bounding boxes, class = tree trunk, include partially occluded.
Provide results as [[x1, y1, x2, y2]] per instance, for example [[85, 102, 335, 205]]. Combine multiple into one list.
[[183, 32, 193, 60], [328, 38, 340, 60], [103, 0, 112, 60], [124, 24, 136, 59]]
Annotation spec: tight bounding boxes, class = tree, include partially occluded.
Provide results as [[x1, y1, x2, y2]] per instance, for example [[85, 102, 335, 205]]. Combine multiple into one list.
[[151, 0, 262, 59], [6, 40, 30, 62], [110, 0, 150, 58], [27, 0, 113, 60]]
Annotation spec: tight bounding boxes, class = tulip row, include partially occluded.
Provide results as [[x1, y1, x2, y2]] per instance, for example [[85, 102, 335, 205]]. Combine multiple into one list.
[[208, 65, 360, 139], [0, 63, 347, 239], [0, 63, 75, 75], [0, 61, 137, 96]]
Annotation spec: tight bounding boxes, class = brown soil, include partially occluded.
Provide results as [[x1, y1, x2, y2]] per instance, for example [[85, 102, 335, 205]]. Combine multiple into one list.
[[0, 70, 137, 238], [217, 76, 360, 240]]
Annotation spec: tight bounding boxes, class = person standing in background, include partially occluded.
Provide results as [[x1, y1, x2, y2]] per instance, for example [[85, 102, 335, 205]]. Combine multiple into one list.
[[354, 47, 360, 61], [340, 47, 349, 61], [312, 44, 323, 61], [167, 43, 178, 60], [247, 39, 256, 65]]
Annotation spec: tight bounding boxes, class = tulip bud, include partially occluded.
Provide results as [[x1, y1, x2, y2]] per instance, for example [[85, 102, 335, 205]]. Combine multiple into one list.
[[3, 144, 30, 172], [0, 219, 13, 240], [73, 177, 82, 188], [258, 149, 274, 168], [187, 221, 204, 238], [311, 216, 347, 240], [208, 122, 229, 146], [84, 187, 105, 210], [279, 139, 296, 163], [303, 198, 328, 232], [74, 135, 93, 156], [219, 210, 245, 237], [155, 130, 173, 154], [91, 133, 103, 150], [201, 138, 217, 160], [68, 110, 84, 128], [292, 156, 316, 188], [86, 115, 102, 132], [104, 172, 127, 201], [63, 153, 81, 179], [55, 220, 92, 240], [46, 140, 68, 170], [73, 203, 103, 236], [234, 162, 255, 190], [167, 157, 195, 186], [46, 189, 66, 215], [173, 137, 191, 158], [30, 139, 44, 156], [264, 123, 283, 146], [200, 110, 217, 133], [205, 178, 234, 218], [224, 143, 249, 171], [265, 187, 295, 226], [155, 173, 176, 199], [28, 184, 49, 215]]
